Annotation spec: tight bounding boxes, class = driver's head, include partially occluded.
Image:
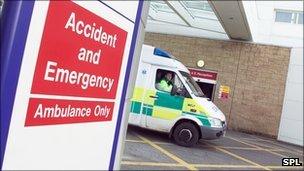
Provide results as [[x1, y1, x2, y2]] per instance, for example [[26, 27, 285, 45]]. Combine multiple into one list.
[[165, 72, 173, 81]]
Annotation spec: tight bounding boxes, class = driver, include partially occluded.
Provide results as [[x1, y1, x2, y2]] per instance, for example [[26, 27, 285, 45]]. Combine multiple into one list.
[[157, 72, 173, 92]]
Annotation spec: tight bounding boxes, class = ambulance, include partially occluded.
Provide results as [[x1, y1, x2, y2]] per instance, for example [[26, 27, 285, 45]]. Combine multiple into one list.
[[128, 44, 227, 147]]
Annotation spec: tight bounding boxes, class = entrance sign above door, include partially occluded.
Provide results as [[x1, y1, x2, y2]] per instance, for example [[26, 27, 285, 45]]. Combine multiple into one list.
[[188, 68, 217, 84]]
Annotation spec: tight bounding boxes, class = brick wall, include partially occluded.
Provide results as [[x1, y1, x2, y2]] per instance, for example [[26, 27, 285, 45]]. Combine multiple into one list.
[[144, 33, 291, 137]]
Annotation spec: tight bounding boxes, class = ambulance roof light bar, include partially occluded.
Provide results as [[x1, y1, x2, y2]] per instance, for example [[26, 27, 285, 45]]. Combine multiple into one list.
[[153, 47, 171, 58]]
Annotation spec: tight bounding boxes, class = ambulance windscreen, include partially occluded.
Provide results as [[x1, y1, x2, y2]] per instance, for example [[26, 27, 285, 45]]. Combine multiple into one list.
[[180, 71, 205, 97]]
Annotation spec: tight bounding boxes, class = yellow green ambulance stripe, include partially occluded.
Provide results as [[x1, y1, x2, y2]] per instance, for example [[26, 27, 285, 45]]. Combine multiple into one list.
[[130, 87, 211, 127]]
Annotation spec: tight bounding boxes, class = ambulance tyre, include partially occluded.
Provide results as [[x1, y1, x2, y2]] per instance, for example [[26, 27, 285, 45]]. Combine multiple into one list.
[[173, 122, 199, 147]]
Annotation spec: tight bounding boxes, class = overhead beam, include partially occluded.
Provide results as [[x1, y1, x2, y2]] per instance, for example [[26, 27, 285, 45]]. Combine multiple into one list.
[[164, 1, 193, 27], [165, 1, 227, 34], [148, 3, 188, 27], [208, 0, 252, 41]]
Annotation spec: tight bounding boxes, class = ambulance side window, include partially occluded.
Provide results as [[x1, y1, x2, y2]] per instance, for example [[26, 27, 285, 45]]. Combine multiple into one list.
[[155, 69, 190, 98], [155, 69, 174, 93]]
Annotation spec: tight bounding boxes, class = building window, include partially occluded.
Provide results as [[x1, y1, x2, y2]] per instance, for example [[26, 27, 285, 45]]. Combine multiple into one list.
[[275, 11, 292, 23], [275, 10, 303, 24]]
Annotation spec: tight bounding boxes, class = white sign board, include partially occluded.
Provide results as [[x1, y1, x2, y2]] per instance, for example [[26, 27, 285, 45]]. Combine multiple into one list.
[[2, 1, 142, 169]]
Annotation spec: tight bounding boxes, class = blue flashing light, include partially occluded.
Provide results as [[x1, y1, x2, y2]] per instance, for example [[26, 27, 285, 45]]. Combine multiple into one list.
[[153, 48, 171, 58]]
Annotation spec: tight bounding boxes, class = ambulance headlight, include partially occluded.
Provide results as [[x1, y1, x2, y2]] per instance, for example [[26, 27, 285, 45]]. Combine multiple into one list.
[[208, 117, 222, 128]]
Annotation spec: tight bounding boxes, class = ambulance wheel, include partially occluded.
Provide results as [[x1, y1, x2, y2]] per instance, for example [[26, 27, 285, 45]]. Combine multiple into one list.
[[173, 122, 199, 147]]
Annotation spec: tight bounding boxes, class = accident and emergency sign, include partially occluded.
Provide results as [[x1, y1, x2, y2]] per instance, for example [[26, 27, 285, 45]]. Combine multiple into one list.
[[26, 1, 127, 126]]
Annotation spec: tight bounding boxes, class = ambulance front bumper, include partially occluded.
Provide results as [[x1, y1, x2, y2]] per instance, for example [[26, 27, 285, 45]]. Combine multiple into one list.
[[200, 123, 227, 140]]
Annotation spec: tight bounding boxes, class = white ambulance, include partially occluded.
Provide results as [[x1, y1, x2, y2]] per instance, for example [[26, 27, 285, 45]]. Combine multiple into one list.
[[129, 44, 227, 147]]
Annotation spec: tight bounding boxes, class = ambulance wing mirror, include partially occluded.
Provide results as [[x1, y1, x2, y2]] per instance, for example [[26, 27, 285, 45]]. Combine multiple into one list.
[[171, 85, 177, 96]]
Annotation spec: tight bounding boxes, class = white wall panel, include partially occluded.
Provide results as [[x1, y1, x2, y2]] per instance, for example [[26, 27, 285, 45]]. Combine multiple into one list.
[[287, 65, 303, 84], [279, 119, 303, 145], [285, 82, 303, 102], [281, 101, 303, 121], [278, 47, 303, 146]]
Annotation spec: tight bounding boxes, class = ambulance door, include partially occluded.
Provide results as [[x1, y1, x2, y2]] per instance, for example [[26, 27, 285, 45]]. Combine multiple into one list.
[[145, 67, 190, 132], [129, 62, 151, 127]]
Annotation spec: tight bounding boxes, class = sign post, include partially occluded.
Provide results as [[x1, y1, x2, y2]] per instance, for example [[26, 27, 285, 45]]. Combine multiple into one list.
[[1, 1, 143, 170]]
